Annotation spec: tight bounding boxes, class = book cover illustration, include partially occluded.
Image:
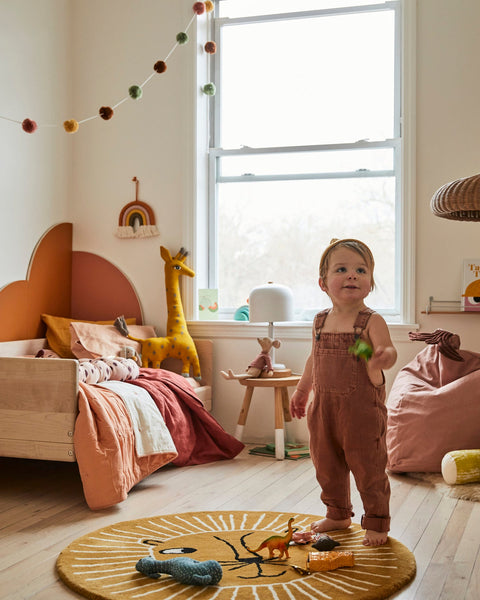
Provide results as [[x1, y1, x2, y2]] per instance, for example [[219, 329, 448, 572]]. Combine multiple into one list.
[[462, 259, 480, 311], [198, 289, 219, 320]]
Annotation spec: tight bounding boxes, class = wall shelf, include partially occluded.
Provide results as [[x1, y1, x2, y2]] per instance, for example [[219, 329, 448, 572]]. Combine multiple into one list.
[[422, 296, 480, 314]]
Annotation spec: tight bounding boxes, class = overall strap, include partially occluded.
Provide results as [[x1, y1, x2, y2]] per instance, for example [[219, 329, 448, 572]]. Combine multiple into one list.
[[353, 308, 375, 338], [314, 310, 329, 340]]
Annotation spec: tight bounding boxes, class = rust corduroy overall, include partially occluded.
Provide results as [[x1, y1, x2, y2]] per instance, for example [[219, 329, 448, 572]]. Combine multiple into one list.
[[307, 308, 391, 532]]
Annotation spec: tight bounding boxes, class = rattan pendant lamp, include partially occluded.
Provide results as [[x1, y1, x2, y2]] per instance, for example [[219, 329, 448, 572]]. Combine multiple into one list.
[[431, 173, 480, 221]]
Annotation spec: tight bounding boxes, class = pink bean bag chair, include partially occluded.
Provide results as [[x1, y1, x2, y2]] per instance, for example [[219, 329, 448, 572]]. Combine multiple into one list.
[[386, 330, 480, 473]]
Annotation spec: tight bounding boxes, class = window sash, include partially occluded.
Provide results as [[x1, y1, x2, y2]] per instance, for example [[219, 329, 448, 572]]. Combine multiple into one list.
[[203, 0, 413, 323]]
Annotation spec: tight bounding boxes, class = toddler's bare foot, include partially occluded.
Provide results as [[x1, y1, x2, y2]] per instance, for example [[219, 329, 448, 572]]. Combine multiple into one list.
[[363, 530, 388, 546], [311, 517, 351, 533]]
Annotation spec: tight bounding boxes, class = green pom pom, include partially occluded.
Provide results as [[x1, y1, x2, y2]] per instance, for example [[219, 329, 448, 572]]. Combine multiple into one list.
[[348, 338, 373, 361], [203, 82, 216, 96], [176, 32, 189, 44], [129, 85, 143, 100]]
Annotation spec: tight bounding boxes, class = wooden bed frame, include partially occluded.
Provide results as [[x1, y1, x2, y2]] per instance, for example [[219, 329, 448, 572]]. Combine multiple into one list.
[[0, 223, 212, 463]]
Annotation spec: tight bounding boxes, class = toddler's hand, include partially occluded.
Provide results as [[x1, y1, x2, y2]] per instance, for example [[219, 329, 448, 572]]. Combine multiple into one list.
[[368, 346, 395, 370], [290, 389, 309, 419]]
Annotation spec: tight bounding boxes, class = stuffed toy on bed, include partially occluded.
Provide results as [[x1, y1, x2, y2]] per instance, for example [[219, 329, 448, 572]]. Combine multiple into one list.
[[115, 246, 201, 380]]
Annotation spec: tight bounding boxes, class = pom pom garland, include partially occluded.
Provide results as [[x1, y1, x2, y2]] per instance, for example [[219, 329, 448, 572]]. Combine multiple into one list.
[[99, 106, 114, 120], [203, 82, 216, 96], [176, 32, 189, 45], [128, 85, 143, 100], [204, 41, 216, 54], [154, 60, 167, 74], [2, 6, 214, 134], [193, 2, 205, 15], [22, 118, 37, 133], [63, 119, 79, 133]]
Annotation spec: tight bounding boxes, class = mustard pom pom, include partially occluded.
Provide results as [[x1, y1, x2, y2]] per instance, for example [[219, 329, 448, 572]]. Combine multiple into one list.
[[205, 1, 214, 12], [63, 119, 79, 133]]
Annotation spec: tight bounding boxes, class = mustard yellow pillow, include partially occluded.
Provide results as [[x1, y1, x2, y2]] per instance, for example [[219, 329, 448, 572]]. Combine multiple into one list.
[[41, 314, 136, 358]]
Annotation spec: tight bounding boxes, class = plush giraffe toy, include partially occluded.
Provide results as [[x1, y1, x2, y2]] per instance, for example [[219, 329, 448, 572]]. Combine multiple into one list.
[[115, 246, 201, 379]]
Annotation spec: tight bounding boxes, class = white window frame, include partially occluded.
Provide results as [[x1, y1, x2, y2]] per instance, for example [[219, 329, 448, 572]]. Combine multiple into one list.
[[190, 0, 416, 334]]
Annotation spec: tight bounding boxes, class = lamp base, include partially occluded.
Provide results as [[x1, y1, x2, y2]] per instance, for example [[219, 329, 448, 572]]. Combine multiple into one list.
[[271, 368, 292, 378]]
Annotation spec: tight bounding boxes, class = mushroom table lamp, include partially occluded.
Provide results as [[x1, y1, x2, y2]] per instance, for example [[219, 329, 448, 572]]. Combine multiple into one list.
[[249, 282, 294, 375]]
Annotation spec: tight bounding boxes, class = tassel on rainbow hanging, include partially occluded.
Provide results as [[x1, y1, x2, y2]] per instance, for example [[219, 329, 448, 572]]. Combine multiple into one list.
[[116, 177, 160, 239]]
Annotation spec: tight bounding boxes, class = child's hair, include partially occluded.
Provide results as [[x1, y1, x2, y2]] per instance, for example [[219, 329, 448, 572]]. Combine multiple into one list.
[[319, 238, 375, 290]]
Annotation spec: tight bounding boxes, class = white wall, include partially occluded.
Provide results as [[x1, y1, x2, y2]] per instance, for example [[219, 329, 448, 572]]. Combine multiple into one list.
[[69, 0, 197, 328], [1, 1, 479, 443], [0, 0, 71, 289]]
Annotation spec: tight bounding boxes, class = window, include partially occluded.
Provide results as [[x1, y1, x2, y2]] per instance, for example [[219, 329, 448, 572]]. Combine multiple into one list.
[[199, 0, 414, 323]]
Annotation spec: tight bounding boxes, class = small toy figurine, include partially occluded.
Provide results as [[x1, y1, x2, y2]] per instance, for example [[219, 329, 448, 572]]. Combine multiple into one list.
[[348, 338, 373, 361], [135, 556, 222, 586], [307, 551, 355, 572], [312, 534, 341, 551], [220, 337, 280, 380], [246, 517, 294, 559]]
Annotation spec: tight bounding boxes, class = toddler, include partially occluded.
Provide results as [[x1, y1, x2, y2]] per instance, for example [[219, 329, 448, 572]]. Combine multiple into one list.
[[290, 238, 397, 546]]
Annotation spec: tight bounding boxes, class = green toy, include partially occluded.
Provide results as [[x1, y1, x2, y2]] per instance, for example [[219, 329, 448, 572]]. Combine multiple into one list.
[[348, 338, 373, 362]]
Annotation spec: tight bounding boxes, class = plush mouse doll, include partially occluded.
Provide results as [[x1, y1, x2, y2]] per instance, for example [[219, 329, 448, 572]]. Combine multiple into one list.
[[220, 337, 280, 380]]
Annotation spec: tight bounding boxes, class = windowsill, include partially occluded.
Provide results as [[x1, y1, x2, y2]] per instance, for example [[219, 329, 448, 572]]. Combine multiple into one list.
[[187, 320, 419, 343]]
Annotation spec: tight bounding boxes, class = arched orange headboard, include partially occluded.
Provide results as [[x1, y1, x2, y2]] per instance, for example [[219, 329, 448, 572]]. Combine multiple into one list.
[[0, 223, 143, 342]]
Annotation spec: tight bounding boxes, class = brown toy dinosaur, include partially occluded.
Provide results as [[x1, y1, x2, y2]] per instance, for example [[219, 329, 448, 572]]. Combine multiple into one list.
[[246, 517, 295, 559]]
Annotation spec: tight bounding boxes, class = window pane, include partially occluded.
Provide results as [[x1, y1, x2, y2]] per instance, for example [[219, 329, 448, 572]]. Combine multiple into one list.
[[219, 148, 394, 178], [219, 0, 377, 18], [219, 10, 395, 148], [217, 177, 396, 319]]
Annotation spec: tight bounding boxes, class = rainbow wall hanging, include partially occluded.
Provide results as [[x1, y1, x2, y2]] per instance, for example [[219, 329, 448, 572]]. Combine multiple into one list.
[[116, 177, 160, 239]]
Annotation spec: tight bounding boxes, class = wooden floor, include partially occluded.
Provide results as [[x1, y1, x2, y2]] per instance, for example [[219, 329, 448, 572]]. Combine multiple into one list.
[[1, 448, 479, 600]]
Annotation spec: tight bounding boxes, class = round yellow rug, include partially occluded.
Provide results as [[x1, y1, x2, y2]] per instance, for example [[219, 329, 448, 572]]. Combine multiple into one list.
[[57, 511, 416, 600]]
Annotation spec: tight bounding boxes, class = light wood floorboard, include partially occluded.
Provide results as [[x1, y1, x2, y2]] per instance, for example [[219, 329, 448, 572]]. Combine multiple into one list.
[[1, 448, 479, 599]]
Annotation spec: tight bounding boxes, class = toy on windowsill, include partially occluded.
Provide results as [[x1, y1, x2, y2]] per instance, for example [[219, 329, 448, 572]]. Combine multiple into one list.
[[135, 557, 222, 586], [220, 337, 280, 380], [245, 517, 295, 559], [348, 338, 373, 362]]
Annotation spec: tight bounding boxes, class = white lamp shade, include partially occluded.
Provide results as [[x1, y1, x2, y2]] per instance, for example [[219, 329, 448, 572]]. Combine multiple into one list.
[[249, 282, 294, 323]]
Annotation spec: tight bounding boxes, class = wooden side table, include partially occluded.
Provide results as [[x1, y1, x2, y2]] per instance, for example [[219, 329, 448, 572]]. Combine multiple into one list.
[[234, 375, 301, 460]]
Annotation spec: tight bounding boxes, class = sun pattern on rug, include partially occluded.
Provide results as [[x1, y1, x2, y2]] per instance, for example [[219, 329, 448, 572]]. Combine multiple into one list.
[[57, 511, 416, 600]]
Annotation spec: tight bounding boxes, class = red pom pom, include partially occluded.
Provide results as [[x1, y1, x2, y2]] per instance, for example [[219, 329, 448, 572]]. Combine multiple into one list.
[[99, 106, 114, 120], [154, 60, 167, 74], [193, 2, 205, 15], [22, 118, 37, 133], [204, 41, 217, 54]]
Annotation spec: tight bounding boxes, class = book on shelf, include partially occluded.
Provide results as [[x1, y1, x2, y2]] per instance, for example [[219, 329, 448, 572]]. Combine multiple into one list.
[[461, 259, 480, 311], [249, 442, 310, 460]]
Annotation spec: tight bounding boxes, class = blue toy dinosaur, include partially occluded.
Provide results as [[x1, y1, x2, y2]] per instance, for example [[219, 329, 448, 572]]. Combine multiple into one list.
[[135, 556, 223, 586]]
